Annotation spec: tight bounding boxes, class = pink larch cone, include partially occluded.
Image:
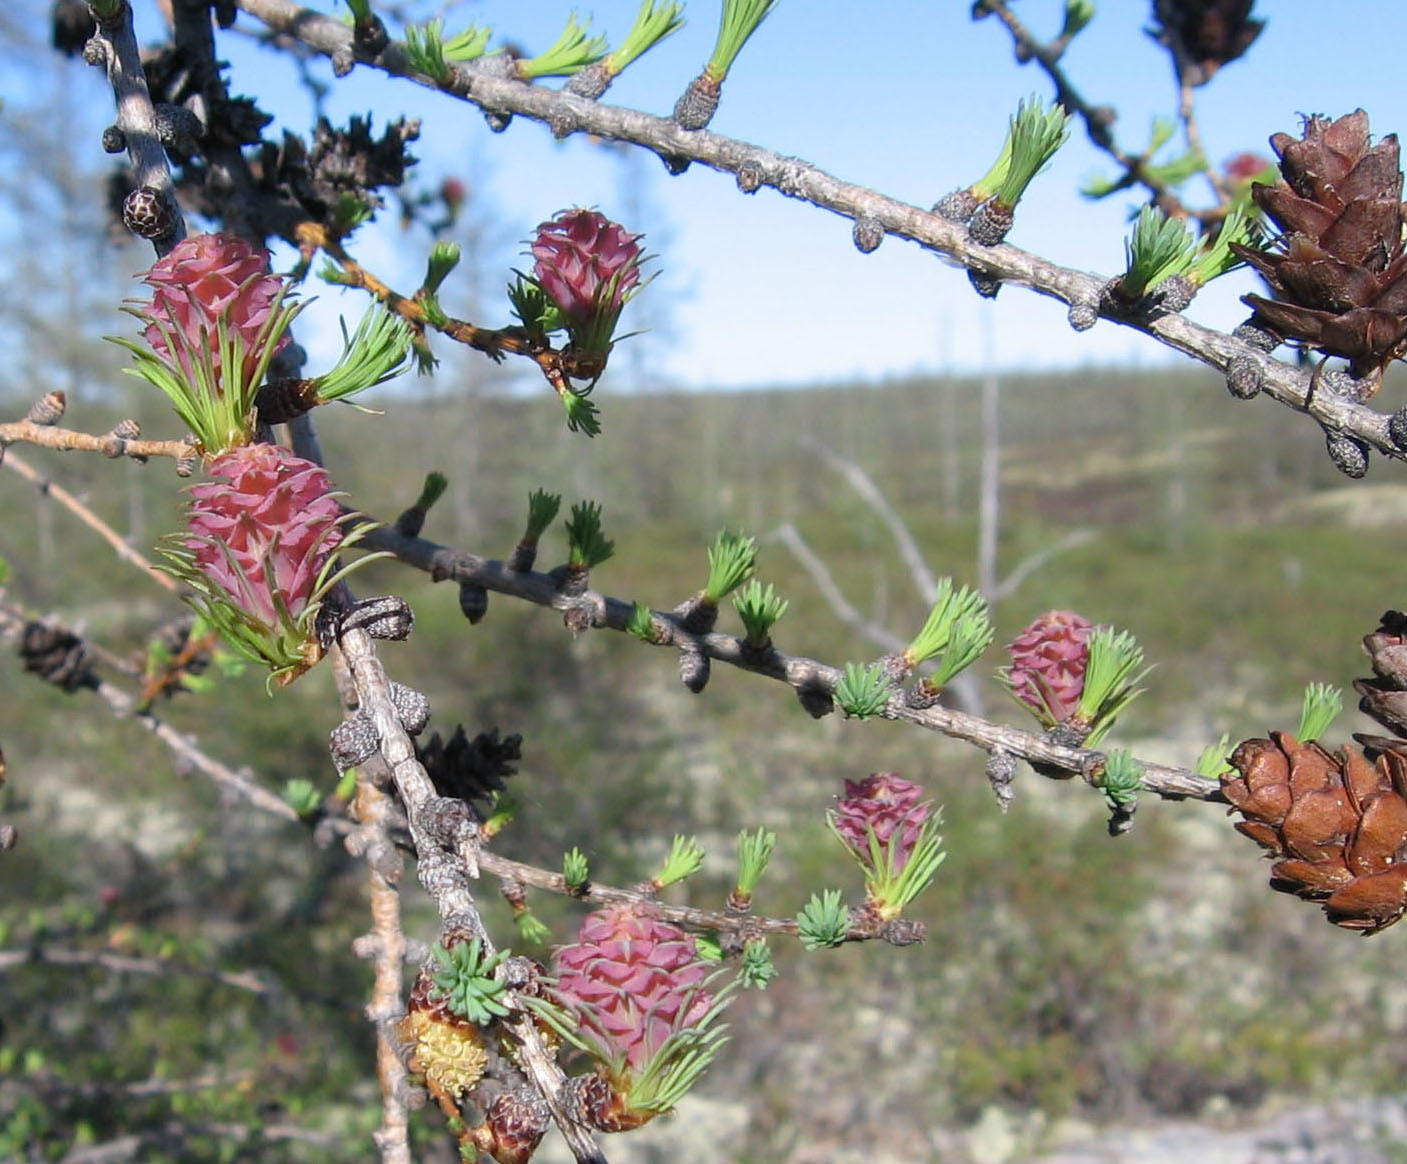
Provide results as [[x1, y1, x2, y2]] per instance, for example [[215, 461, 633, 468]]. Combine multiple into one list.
[[139, 232, 290, 384], [531, 209, 643, 327], [552, 903, 714, 1075], [185, 443, 343, 628], [1005, 610, 1094, 727], [829, 772, 931, 876]]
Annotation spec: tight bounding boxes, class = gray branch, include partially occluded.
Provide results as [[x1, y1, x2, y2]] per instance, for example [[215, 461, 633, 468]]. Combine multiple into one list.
[[359, 522, 1220, 802], [333, 624, 608, 1164], [233, 0, 1402, 463], [88, 0, 186, 252]]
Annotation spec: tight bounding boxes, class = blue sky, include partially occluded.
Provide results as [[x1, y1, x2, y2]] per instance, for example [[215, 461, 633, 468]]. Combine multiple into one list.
[[200, 3, 1407, 388]]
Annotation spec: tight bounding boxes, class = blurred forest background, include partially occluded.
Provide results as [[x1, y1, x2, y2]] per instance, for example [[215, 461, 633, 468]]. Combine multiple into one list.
[[8, 2, 1407, 1163]]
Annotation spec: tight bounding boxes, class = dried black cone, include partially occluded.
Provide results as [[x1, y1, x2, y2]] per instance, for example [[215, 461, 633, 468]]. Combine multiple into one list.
[[1150, 0, 1264, 84], [416, 725, 520, 806], [20, 621, 95, 692], [1230, 110, 1407, 385]]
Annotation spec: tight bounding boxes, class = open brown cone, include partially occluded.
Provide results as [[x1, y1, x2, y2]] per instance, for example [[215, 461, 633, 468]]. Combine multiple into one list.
[[1222, 732, 1407, 934], [1230, 110, 1407, 384]]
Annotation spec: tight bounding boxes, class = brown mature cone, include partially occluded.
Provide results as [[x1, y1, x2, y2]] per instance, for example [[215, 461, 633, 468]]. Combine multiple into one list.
[[1222, 732, 1407, 934], [1355, 610, 1407, 739], [1151, 0, 1264, 84], [1230, 110, 1407, 383]]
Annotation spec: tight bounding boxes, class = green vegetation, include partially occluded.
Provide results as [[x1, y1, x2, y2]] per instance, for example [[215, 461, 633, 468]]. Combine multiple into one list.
[[4, 365, 1407, 1156]]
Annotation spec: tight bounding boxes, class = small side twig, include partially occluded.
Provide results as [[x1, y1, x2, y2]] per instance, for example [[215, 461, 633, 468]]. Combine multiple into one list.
[[0, 418, 197, 465], [0, 945, 277, 995], [2, 450, 180, 594]]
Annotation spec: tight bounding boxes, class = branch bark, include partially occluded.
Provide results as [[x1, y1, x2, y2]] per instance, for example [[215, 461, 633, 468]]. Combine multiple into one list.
[[233, 0, 1400, 463]]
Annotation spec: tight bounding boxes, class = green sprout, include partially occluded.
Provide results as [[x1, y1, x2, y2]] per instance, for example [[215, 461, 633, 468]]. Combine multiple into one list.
[[1119, 204, 1198, 298], [1083, 117, 1207, 200], [797, 890, 850, 951], [1194, 733, 1234, 779], [1185, 204, 1257, 288], [394, 470, 448, 537], [1146, 148, 1208, 191], [697, 934, 728, 964], [705, 0, 779, 84], [991, 95, 1072, 210], [281, 778, 321, 818], [335, 768, 358, 799], [519, 12, 608, 79], [654, 835, 706, 888], [603, 0, 686, 77], [834, 661, 894, 721], [341, 0, 371, 20], [734, 827, 776, 898], [733, 580, 788, 648], [428, 939, 513, 1025], [421, 241, 461, 295], [931, 609, 995, 688], [565, 501, 614, 569], [1060, 0, 1095, 39], [403, 19, 451, 83], [903, 579, 993, 687], [330, 192, 375, 236], [515, 911, 551, 946], [414, 471, 448, 512], [1098, 749, 1143, 808], [561, 389, 602, 437], [317, 259, 356, 287], [417, 292, 448, 330], [739, 939, 778, 989], [507, 274, 559, 335], [482, 791, 516, 838], [1078, 626, 1149, 746], [310, 307, 413, 404], [525, 489, 562, 540], [443, 22, 492, 62], [626, 602, 661, 643], [704, 530, 757, 604], [563, 846, 590, 892], [1297, 682, 1343, 742]]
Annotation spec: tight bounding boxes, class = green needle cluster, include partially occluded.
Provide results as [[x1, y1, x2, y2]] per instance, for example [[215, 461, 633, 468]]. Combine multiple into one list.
[[566, 501, 614, 569], [796, 890, 850, 951], [705, 0, 779, 83], [733, 580, 788, 647]]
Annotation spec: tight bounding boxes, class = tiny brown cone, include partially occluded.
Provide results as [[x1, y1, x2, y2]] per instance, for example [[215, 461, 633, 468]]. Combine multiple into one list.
[[1356, 610, 1407, 738], [1223, 732, 1407, 933]]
